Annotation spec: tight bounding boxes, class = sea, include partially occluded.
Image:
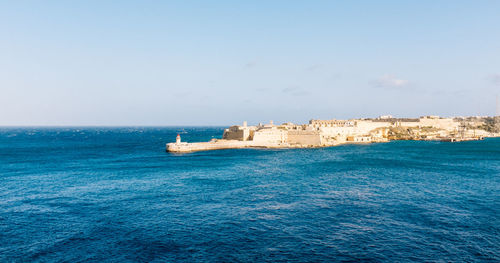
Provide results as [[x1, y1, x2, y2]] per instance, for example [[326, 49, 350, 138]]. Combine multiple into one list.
[[0, 127, 499, 262]]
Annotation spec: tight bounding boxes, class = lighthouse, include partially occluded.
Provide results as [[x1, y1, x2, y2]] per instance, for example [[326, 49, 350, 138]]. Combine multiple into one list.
[[176, 134, 181, 144]]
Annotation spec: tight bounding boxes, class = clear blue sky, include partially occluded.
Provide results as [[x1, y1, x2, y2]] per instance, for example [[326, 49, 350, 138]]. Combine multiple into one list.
[[1, 1, 499, 125]]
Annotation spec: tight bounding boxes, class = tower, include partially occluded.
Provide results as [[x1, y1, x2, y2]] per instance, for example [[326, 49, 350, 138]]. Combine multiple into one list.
[[176, 134, 181, 144]]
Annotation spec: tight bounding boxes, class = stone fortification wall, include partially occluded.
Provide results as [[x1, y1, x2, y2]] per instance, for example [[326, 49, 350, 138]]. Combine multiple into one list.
[[418, 118, 458, 130], [167, 140, 253, 153], [320, 126, 357, 137], [373, 118, 419, 122], [252, 128, 287, 144], [396, 118, 459, 130], [398, 121, 421, 127], [309, 119, 355, 128], [287, 130, 322, 145], [356, 120, 392, 131], [319, 121, 390, 137], [223, 126, 253, 141]]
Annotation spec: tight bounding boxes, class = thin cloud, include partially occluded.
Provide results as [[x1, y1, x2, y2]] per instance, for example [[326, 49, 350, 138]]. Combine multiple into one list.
[[282, 86, 310, 96], [255, 87, 269, 92], [487, 74, 500, 85], [174, 91, 190, 97], [244, 62, 256, 68], [305, 64, 323, 71], [327, 72, 341, 81], [372, 74, 410, 89]]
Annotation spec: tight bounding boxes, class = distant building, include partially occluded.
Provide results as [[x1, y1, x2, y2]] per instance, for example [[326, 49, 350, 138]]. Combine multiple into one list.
[[421, 115, 440, 119], [309, 119, 355, 128]]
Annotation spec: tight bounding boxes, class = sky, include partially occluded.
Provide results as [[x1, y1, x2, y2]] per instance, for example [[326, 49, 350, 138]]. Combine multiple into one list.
[[1, 0, 499, 126]]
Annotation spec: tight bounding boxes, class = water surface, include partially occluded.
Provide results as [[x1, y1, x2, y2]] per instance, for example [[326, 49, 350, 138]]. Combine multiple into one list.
[[1, 127, 499, 262]]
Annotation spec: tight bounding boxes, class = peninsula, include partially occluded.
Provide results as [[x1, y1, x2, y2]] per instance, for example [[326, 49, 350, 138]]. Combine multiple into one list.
[[166, 116, 500, 153]]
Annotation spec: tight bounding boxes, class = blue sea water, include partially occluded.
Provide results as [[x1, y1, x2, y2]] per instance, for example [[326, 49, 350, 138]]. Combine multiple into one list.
[[0, 127, 499, 262]]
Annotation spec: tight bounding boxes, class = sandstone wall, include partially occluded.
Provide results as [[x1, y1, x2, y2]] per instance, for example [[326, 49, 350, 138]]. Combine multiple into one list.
[[252, 128, 287, 144], [399, 122, 421, 127], [320, 121, 389, 137], [223, 126, 253, 141], [320, 127, 357, 136], [287, 130, 322, 145], [223, 129, 244, 140], [356, 121, 392, 131], [419, 118, 458, 130]]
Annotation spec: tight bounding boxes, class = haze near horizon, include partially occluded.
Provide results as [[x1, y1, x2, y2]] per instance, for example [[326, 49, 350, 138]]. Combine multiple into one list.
[[1, 1, 499, 126]]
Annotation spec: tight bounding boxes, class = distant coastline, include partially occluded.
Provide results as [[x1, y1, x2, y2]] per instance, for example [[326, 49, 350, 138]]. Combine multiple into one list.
[[166, 116, 500, 152]]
